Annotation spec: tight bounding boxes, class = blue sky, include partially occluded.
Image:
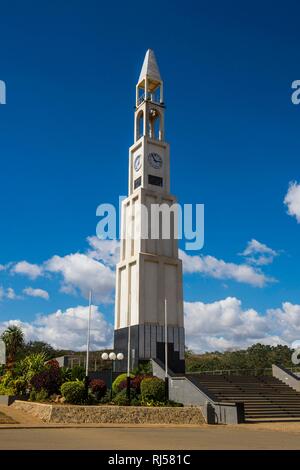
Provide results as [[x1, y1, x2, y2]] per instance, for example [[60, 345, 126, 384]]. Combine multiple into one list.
[[0, 0, 300, 351]]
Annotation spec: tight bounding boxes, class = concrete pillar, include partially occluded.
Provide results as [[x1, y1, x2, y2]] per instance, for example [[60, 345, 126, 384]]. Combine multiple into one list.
[[160, 82, 164, 103]]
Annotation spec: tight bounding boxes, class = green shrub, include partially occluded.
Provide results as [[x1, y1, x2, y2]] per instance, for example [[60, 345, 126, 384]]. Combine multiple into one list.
[[70, 366, 85, 381], [99, 390, 112, 404], [140, 377, 165, 402], [10, 377, 27, 395], [17, 352, 48, 382], [0, 368, 33, 396], [167, 400, 183, 407], [29, 390, 37, 401], [130, 396, 141, 406], [0, 383, 15, 396], [0, 371, 14, 388], [113, 391, 128, 406], [82, 392, 98, 405], [132, 361, 152, 376], [61, 381, 85, 404], [61, 367, 72, 383], [35, 389, 48, 402], [113, 388, 138, 406], [140, 399, 165, 407], [140, 398, 183, 407], [112, 373, 134, 394]]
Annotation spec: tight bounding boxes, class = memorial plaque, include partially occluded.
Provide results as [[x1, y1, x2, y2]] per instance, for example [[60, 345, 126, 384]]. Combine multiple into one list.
[[148, 174, 163, 187]]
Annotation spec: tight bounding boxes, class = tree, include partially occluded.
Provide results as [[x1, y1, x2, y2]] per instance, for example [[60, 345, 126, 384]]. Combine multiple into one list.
[[185, 343, 295, 373], [1, 325, 25, 369], [17, 341, 56, 360]]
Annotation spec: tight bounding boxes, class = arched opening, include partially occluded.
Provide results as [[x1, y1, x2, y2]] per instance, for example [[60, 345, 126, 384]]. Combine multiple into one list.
[[136, 110, 144, 141], [148, 108, 162, 140], [150, 84, 162, 104]]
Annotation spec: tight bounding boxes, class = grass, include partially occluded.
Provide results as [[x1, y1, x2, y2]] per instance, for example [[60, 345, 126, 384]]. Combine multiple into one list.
[[0, 411, 18, 424]]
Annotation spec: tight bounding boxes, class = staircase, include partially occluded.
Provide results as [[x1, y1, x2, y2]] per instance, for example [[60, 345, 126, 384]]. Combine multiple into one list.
[[186, 374, 300, 421]]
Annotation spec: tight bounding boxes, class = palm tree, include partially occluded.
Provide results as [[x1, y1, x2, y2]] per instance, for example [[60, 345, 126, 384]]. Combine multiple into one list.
[[1, 325, 24, 369]]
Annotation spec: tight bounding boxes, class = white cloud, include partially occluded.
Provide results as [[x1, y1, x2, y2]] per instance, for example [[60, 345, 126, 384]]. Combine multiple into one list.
[[23, 287, 49, 300], [4, 237, 118, 305], [184, 297, 269, 352], [0, 286, 19, 300], [0, 305, 113, 351], [240, 239, 278, 266], [267, 302, 300, 344], [179, 249, 274, 287], [11, 261, 43, 279], [6, 287, 17, 300], [1, 294, 300, 353], [86, 236, 120, 267], [0, 264, 6, 271], [45, 253, 115, 303], [184, 297, 300, 353], [284, 181, 300, 223]]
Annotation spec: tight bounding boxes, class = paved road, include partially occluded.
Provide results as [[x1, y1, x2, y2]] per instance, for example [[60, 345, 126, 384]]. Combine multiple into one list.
[[0, 426, 300, 450]]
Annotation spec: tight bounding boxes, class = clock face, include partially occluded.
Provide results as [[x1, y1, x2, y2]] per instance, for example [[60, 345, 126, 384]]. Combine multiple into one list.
[[148, 152, 163, 170], [134, 154, 142, 171]]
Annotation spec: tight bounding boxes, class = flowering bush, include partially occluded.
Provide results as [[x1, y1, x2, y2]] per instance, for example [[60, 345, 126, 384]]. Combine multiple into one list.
[[47, 359, 60, 370], [112, 373, 134, 394], [30, 359, 61, 395], [90, 379, 107, 399], [119, 375, 151, 394]]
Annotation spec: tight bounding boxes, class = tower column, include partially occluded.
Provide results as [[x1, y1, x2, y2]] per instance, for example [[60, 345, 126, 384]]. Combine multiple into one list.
[[160, 82, 164, 104], [114, 49, 185, 374], [144, 76, 148, 101]]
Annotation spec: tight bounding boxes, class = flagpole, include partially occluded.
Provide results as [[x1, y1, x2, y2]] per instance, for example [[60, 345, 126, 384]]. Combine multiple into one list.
[[85, 290, 92, 395], [164, 298, 169, 401], [126, 293, 131, 403]]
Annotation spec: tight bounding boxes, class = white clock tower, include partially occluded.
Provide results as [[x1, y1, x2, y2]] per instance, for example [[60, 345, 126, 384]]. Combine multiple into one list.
[[114, 49, 185, 373]]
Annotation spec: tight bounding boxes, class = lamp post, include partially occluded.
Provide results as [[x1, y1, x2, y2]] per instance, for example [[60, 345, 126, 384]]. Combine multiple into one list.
[[101, 351, 124, 400], [85, 290, 92, 396]]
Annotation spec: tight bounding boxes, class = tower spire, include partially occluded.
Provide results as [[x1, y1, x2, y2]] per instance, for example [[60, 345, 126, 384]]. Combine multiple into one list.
[[136, 49, 164, 109], [138, 49, 161, 83]]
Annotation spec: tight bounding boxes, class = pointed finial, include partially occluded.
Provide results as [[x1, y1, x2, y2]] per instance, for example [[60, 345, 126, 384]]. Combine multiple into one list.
[[138, 49, 161, 83]]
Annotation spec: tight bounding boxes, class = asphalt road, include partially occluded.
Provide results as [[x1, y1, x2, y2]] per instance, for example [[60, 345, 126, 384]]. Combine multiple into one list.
[[0, 426, 300, 450]]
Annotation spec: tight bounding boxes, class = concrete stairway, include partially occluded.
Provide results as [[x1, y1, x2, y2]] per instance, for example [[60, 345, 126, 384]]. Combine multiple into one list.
[[185, 374, 300, 421]]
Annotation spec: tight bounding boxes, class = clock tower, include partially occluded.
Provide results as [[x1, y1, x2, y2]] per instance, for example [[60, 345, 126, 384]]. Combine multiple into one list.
[[114, 49, 185, 373]]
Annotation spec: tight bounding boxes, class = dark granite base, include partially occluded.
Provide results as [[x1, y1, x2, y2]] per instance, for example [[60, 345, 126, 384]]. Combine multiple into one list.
[[113, 324, 185, 374]]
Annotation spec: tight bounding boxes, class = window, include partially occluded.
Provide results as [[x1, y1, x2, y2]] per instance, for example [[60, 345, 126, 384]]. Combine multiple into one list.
[[148, 108, 162, 140], [136, 111, 144, 141]]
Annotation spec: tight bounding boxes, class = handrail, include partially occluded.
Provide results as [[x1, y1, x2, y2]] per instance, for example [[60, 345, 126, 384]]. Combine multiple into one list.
[[188, 368, 273, 376], [137, 94, 162, 107], [273, 364, 300, 381], [188, 366, 300, 376]]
